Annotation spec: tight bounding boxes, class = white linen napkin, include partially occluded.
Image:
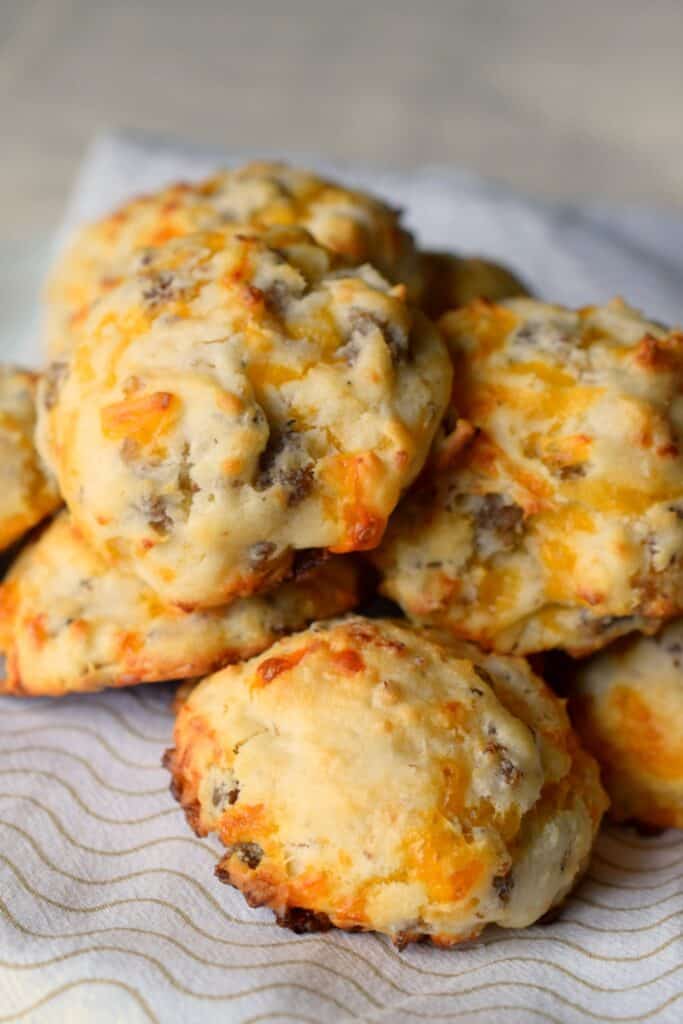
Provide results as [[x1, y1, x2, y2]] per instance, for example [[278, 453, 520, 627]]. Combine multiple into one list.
[[0, 133, 681, 1023]]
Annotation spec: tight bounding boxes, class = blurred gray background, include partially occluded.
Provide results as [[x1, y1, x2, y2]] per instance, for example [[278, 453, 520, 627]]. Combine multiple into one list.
[[2, 0, 683, 239]]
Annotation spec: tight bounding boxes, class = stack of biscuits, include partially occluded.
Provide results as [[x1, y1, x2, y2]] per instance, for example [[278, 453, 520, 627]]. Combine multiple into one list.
[[1, 162, 681, 948]]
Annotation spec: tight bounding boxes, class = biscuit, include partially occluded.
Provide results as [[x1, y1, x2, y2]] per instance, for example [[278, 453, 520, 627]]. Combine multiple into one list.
[[569, 621, 683, 829], [165, 616, 606, 945], [0, 367, 60, 553], [373, 299, 683, 655], [418, 252, 529, 320], [0, 512, 360, 696], [40, 226, 451, 609], [45, 161, 422, 357]]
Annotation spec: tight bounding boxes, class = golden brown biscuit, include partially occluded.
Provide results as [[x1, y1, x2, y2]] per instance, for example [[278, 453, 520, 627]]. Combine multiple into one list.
[[418, 252, 530, 320], [0, 367, 60, 553], [373, 298, 683, 655], [0, 512, 360, 697], [39, 226, 450, 610], [569, 621, 683, 829], [45, 161, 421, 357], [166, 617, 606, 945]]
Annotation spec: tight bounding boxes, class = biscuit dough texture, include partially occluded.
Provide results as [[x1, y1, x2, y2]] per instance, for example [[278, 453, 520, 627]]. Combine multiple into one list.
[[418, 252, 530, 320], [40, 226, 451, 609], [0, 367, 60, 553], [166, 617, 606, 945], [0, 513, 360, 697], [373, 299, 683, 655], [45, 161, 422, 357], [570, 621, 683, 829]]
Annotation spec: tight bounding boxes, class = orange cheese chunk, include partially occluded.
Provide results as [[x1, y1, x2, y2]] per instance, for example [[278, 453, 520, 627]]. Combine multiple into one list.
[[326, 452, 388, 552], [403, 820, 486, 904], [610, 686, 683, 780], [101, 391, 180, 448]]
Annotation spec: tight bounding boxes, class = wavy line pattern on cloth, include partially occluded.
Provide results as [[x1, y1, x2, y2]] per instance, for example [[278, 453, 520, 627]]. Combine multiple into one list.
[[0, 811, 216, 868], [1, 687, 681, 1024], [0, 894, 406, 995], [0, 699, 170, 744], [242, 1014, 326, 1024], [584, 870, 683, 892], [0, 797, 215, 858], [7, 897, 683, 999], [0, 745, 167, 796], [374, 989, 683, 1022], [593, 851, 683, 874], [1, 797, 679, 925], [363, 1010, 564, 1024], [70, 699, 172, 743], [475, 929, 681, 962], [3, 809, 677, 941], [2, 834, 680, 968], [0, 898, 384, 1009], [557, 910, 682, 935], [0, 932, 681, 1024], [128, 687, 175, 716], [3, 890, 681, 998], [0, 945, 362, 1017], [0, 979, 159, 1023], [2, 847, 679, 1007], [0, 722, 162, 769], [604, 830, 683, 853], [0, 854, 271, 930], [0, 769, 179, 825], [573, 890, 683, 913]]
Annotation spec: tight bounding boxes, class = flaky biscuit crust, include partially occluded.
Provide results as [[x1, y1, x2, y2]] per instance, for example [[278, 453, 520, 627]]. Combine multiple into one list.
[[0, 367, 60, 552], [40, 226, 450, 609], [166, 617, 606, 945], [374, 299, 683, 655], [45, 161, 421, 357], [0, 513, 360, 697], [570, 620, 683, 829]]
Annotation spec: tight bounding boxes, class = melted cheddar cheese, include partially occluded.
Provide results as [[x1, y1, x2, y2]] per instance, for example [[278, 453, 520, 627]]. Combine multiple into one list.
[[40, 226, 451, 609], [374, 298, 683, 655], [167, 617, 606, 945], [571, 619, 683, 828], [0, 513, 360, 697], [0, 367, 60, 552], [44, 161, 422, 359]]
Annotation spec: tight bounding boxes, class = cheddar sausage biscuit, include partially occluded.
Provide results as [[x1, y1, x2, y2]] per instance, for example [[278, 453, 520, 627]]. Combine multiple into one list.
[[45, 161, 421, 357], [165, 617, 606, 945], [0, 367, 60, 553], [418, 252, 530, 320], [373, 299, 683, 655], [570, 621, 683, 829], [40, 226, 450, 609], [0, 512, 360, 696]]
